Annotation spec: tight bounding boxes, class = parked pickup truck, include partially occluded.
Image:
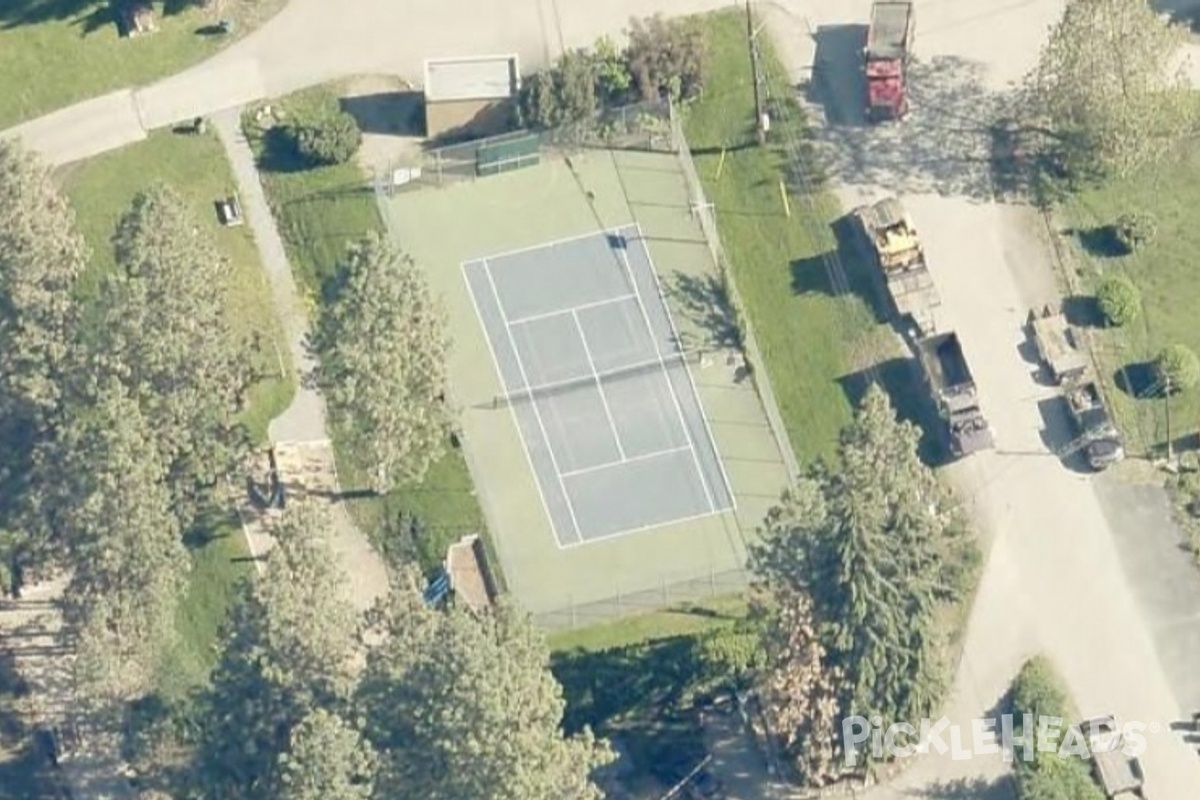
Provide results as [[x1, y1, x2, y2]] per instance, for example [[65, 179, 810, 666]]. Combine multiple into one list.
[[1064, 380, 1125, 472]]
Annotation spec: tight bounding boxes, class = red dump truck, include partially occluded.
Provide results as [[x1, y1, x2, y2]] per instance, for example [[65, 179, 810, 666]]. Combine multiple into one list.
[[865, 1, 915, 123]]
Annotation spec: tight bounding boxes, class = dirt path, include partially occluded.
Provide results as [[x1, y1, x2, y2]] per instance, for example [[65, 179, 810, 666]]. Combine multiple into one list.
[[213, 109, 390, 611]]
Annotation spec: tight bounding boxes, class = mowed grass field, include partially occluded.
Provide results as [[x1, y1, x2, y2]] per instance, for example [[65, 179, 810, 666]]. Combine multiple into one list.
[[683, 10, 892, 465], [245, 86, 492, 579], [1061, 139, 1200, 455], [63, 129, 294, 694], [0, 0, 282, 129]]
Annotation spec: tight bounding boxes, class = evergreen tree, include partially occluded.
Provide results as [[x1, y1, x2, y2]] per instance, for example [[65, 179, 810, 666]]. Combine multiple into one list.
[[315, 233, 450, 492], [358, 584, 611, 799]]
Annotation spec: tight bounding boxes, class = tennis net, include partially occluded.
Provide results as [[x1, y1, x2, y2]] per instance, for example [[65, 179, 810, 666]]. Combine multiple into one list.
[[492, 350, 699, 408]]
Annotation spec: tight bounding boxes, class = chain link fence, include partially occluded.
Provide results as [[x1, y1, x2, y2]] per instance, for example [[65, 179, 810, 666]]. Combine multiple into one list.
[[373, 100, 674, 196], [532, 566, 751, 631], [667, 103, 802, 485]]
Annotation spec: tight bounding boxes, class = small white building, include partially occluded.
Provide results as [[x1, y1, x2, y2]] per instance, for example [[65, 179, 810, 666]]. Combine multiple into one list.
[[423, 55, 520, 139]]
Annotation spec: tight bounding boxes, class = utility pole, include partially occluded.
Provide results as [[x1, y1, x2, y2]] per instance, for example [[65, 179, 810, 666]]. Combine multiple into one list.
[[1166, 375, 1174, 463], [746, 0, 766, 144]]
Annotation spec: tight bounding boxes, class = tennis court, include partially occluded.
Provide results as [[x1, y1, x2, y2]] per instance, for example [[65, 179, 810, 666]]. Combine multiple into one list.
[[463, 223, 735, 547]]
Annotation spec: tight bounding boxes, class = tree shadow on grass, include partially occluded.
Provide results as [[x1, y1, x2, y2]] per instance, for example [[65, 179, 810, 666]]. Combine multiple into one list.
[[838, 357, 947, 467], [0, 0, 112, 32], [1072, 224, 1130, 258], [253, 126, 310, 174], [1062, 294, 1105, 328], [911, 775, 1017, 800], [552, 635, 710, 784], [1114, 361, 1162, 399]]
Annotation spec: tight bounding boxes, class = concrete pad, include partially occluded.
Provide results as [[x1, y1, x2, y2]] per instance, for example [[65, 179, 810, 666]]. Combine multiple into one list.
[[3, 89, 145, 166], [135, 58, 268, 130]]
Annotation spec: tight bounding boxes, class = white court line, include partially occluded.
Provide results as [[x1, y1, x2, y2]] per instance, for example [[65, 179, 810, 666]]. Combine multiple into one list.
[[468, 222, 639, 269], [572, 308, 627, 461], [632, 223, 737, 511], [508, 353, 684, 400], [507, 293, 638, 327], [461, 263, 568, 544], [559, 445, 693, 479], [480, 258, 586, 544], [554, 507, 732, 551], [614, 244, 716, 515]]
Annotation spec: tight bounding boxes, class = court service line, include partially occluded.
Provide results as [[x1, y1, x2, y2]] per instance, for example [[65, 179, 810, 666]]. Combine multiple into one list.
[[559, 444, 693, 480], [571, 308, 626, 460], [507, 292, 638, 327], [554, 506, 730, 551], [613, 244, 716, 515], [480, 258, 585, 544], [632, 223, 738, 512], [467, 222, 639, 269], [460, 264, 566, 544]]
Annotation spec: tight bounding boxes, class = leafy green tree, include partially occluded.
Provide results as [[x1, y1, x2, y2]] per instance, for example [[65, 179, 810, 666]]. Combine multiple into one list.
[[358, 584, 612, 799], [292, 111, 362, 166], [0, 140, 87, 578], [752, 386, 976, 782], [275, 708, 376, 800], [1011, 657, 1105, 800], [94, 184, 252, 511], [1155, 343, 1200, 392], [626, 14, 707, 102], [592, 35, 633, 105], [520, 48, 599, 129], [1095, 275, 1140, 327], [59, 378, 189, 700], [196, 504, 358, 798], [315, 233, 450, 492], [1025, 0, 1192, 178]]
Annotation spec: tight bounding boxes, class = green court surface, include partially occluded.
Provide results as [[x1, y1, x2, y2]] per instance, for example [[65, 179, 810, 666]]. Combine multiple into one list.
[[379, 148, 789, 628]]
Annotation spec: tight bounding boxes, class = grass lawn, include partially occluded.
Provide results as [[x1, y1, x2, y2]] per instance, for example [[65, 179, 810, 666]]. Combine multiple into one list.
[[1060, 140, 1200, 456], [63, 128, 294, 694], [245, 86, 495, 579], [0, 0, 281, 129], [683, 10, 893, 466]]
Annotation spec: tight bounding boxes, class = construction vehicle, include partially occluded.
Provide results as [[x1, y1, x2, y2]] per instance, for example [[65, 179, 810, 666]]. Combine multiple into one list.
[[853, 196, 940, 335], [865, 2, 915, 122], [1064, 380, 1125, 472], [916, 332, 994, 456], [1079, 716, 1146, 798], [1029, 305, 1088, 385]]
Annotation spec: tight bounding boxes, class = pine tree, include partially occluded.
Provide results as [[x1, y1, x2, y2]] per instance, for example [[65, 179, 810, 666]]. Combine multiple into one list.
[[60, 378, 189, 700], [358, 583, 612, 799], [196, 504, 358, 797], [315, 233, 450, 492]]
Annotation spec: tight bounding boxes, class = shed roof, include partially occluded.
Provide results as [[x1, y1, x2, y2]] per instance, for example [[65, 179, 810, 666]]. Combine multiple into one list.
[[423, 55, 520, 103]]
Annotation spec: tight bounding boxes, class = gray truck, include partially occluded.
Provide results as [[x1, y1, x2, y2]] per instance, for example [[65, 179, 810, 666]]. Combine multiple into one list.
[[916, 332, 993, 456], [1079, 716, 1145, 798], [1029, 306, 1124, 471]]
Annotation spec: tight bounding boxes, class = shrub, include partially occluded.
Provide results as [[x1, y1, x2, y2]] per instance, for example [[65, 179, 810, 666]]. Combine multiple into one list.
[[1094, 275, 1140, 327], [1112, 211, 1156, 252], [1155, 344, 1200, 392], [626, 14, 707, 102], [290, 110, 361, 166]]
